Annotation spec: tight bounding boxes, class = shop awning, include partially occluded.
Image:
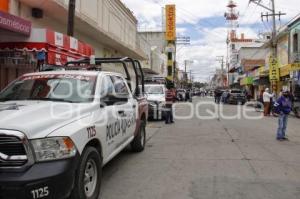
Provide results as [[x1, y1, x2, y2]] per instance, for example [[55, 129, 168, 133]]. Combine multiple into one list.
[[0, 28, 94, 65], [242, 59, 265, 72]]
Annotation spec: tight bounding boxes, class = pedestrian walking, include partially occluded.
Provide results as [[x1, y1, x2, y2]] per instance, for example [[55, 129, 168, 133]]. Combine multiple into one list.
[[263, 88, 274, 116], [165, 83, 176, 124], [214, 89, 222, 104], [274, 89, 292, 141]]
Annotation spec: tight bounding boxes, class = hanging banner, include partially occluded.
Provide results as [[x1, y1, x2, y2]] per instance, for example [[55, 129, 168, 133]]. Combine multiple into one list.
[[269, 57, 280, 81], [291, 63, 300, 71], [165, 4, 176, 41]]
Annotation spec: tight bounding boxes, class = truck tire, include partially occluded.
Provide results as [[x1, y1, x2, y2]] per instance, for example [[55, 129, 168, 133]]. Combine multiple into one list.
[[131, 120, 146, 152], [70, 147, 102, 199]]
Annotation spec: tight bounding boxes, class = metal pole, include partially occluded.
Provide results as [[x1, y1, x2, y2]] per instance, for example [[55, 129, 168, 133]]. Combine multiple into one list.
[[271, 0, 278, 93], [67, 0, 76, 36], [184, 60, 187, 82], [221, 58, 224, 87], [271, 0, 277, 57]]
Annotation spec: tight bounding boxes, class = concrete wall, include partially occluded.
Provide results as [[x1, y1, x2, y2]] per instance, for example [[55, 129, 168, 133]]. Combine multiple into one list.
[[138, 31, 167, 76], [277, 34, 289, 66]]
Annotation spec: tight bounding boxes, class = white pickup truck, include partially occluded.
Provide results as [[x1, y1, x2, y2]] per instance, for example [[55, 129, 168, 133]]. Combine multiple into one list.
[[0, 66, 147, 199]]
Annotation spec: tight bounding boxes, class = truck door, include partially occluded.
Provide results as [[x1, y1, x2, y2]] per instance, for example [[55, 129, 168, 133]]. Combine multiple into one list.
[[97, 75, 119, 159], [111, 75, 136, 145]]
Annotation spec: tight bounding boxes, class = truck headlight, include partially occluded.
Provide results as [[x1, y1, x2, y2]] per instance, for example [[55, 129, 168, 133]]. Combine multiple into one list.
[[31, 137, 77, 162]]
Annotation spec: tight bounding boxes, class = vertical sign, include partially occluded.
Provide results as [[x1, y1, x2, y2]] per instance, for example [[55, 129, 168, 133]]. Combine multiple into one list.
[[54, 32, 64, 47], [0, 0, 9, 12], [269, 57, 280, 81], [165, 5, 176, 41]]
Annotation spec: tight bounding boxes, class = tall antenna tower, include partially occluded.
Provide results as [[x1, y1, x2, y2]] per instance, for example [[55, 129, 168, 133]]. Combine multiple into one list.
[[224, 0, 239, 41]]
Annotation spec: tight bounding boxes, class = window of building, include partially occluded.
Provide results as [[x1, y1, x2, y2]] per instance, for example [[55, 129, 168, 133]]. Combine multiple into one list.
[[231, 44, 235, 50], [293, 33, 298, 53]]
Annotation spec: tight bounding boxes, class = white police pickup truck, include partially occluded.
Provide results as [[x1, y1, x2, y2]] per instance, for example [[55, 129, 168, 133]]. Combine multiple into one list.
[[0, 69, 147, 199]]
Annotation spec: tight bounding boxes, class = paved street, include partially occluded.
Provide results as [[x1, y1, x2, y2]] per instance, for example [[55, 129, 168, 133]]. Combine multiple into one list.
[[100, 97, 300, 199]]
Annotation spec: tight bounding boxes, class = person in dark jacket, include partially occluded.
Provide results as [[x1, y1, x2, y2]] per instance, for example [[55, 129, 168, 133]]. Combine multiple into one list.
[[274, 89, 292, 141]]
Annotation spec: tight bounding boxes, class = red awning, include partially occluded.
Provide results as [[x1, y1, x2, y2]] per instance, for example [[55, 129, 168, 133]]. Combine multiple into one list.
[[0, 42, 47, 52], [0, 28, 95, 65]]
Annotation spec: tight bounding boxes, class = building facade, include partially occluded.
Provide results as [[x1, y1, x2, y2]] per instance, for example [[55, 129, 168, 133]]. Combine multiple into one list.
[[0, 0, 148, 89], [138, 31, 168, 77]]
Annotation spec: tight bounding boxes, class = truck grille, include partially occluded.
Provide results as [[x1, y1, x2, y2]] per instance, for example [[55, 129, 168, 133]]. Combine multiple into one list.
[[0, 134, 28, 168]]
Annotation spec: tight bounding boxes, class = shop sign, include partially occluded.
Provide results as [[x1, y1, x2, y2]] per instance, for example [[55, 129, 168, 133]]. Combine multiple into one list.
[[242, 59, 265, 72], [165, 5, 176, 41], [290, 63, 300, 71], [70, 37, 78, 50], [269, 57, 280, 81], [279, 64, 291, 77], [166, 65, 173, 81], [54, 32, 64, 47], [0, 10, 31, 36], [240, 77, 253, 86]]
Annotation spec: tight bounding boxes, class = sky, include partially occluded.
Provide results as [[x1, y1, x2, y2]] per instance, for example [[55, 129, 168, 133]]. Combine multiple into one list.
[[121, 0, 299, 82]]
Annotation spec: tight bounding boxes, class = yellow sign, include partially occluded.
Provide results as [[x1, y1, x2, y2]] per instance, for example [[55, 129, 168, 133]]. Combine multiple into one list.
[[279, 64, 291, 77], [165, 5, 176, 41], [166, 64, 173, 81], [291, 63, 300, 71], [269, 57, 280, 81]]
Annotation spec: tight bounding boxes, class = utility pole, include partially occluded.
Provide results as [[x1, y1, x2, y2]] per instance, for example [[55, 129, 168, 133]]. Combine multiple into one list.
[[176, 36, 191, 83], [67, 0, 76, 36], [216, 56, 225, 87], [249, 0, 286, 57], [271, 0, 277, 56], [249, 0, 286, 93], [184, 60, 187, 81]]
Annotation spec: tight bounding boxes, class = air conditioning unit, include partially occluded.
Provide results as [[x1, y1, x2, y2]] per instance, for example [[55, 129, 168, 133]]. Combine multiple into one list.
[[32, 8, 43, 19]]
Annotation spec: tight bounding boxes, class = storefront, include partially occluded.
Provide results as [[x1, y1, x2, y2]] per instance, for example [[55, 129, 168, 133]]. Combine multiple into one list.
[[290, 63, 300, 100], [252, 67, 270, 100], [0, 28, 94, 90], [240, 76, 254, 98], [0, 10, 32, 90]]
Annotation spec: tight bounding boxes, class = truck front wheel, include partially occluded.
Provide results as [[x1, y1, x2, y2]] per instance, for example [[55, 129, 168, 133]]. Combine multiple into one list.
[[131, 120, 146, 152], [70, 147, 102, 199]]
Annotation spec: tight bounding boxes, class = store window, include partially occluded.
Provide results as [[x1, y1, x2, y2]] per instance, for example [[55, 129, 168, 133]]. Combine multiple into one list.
[[293, 33, 298, 53], [231, 44, 235, 50]]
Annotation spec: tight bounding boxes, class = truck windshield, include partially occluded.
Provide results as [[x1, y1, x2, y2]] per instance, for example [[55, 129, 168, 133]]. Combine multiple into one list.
[[0, 74, 97, 103], [145, 86, 164, 94]]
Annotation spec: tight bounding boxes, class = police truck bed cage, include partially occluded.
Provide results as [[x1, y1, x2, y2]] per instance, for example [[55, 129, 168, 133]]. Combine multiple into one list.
[[65, 57, 145, 95]]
